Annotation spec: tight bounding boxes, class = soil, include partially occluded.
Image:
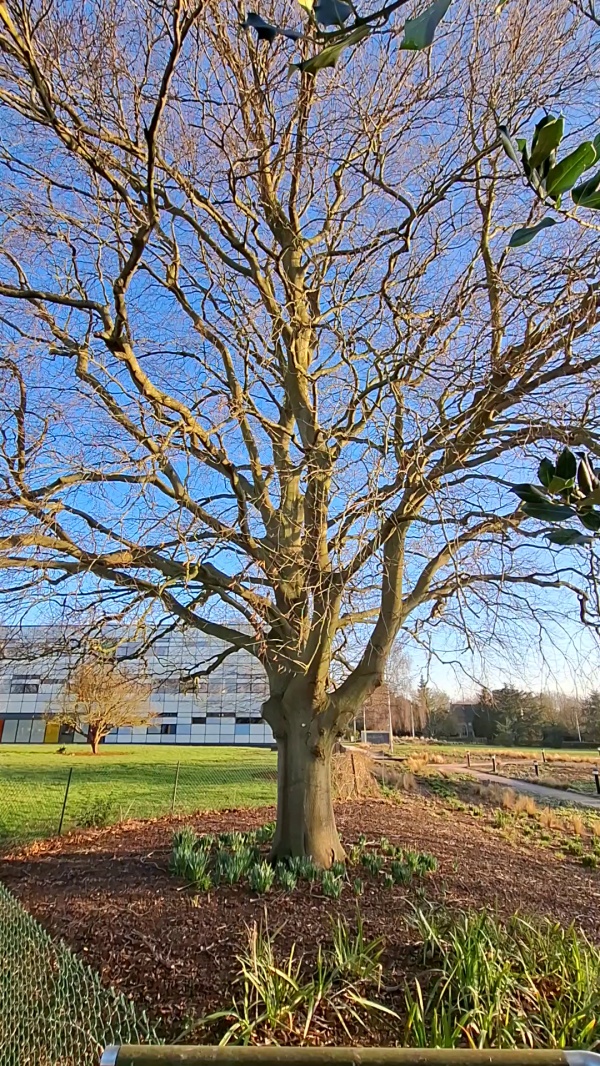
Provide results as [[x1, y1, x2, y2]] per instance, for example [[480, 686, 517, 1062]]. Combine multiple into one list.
[[2, 795, 600, 1042]]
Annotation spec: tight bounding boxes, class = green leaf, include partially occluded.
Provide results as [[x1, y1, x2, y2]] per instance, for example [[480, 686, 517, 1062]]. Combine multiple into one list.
[[555, 446, 577, 481], [400, 0, 452, 50], [289, 25, 370, 73], [547, 475, 574, 494], [497, 125, 521, 167], [579, 510, 600, 532], [511, 483, 549, 504], [314, 0, 352, 24], [546, 528, 593, 546], [546, 142, 597, 198], [508, 218, 557, 248], [522, 501, 577, 522], [242, 13, 302, 40], [537, 458, 555, 488], [572, 169, 600, 210], [530, 116, 564, 171]]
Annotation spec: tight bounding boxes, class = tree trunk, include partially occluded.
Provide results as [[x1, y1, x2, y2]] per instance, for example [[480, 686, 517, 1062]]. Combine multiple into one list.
[[270, 716, 345, 868], [87, 727, 99, 755]]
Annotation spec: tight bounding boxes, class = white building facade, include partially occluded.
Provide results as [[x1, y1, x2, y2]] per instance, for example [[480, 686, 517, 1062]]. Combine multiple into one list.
[[0, 628, 274, 746]]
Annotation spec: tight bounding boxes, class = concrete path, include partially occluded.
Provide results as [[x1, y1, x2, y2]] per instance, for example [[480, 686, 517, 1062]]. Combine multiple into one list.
[[440, 762, 600, 809]]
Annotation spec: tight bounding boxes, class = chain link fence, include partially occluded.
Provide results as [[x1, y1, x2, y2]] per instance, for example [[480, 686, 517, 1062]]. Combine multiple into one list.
[[0, 754, 278, 848], [0, 882, 161, 1065]]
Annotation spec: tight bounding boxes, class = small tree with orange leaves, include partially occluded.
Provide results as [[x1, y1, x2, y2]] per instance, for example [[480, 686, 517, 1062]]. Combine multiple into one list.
[[49, 661, 157, 754]]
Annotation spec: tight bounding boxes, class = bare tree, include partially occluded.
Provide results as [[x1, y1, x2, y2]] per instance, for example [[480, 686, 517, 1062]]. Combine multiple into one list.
[[0, 0, 599, 863], [49, 660, 156, 753]]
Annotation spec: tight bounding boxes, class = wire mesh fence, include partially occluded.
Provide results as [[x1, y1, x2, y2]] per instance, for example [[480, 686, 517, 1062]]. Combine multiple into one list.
[[0, 881, 161, 1065], [0, 753, 278, 848]]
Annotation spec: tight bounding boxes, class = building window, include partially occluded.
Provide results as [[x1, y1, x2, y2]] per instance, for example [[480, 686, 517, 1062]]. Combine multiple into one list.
[[147, 726, 161, 734], [10, 679, 39, 694], [192, 716, 206, 724], [160, 724, 176, 735]]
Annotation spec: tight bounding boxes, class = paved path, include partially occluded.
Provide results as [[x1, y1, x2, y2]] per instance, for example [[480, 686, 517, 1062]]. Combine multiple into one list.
[[440, 762, 600, 809]]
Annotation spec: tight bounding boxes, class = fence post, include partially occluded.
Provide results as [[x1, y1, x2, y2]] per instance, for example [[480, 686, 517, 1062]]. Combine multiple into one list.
[[57, 768, 73, 835], [542, 749, 546, 763], [492, 755, 497, 774], [171, 761, 181, 813], [350, 753, 359, 797], [466, 751, 471, 768], [594, 769, 600, 796], [534, 761, 539, 777]]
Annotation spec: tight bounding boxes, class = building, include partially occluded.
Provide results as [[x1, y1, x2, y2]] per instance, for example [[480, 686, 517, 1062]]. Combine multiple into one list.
[[0, 627, 274, 746]]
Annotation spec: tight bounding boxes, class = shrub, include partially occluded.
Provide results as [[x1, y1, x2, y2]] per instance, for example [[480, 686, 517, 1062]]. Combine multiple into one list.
[[581, 853, 598, 869], [249, 861, 275, 894], [76, 795, 118, 829]]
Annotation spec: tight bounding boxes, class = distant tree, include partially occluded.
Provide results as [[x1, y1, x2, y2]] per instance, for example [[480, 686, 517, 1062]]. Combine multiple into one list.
[[418, 679, 454, 738], [49, 660, 156, 754], [581, 692, 600, 743]]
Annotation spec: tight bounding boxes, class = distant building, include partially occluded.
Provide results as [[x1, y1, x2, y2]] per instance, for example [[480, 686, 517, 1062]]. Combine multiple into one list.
[[0, 627, 273, 746]]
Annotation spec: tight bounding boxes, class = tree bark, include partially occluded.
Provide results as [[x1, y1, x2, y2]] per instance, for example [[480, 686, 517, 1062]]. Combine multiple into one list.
[[87, 727, 100, 755], [270, 714, 345, 868]]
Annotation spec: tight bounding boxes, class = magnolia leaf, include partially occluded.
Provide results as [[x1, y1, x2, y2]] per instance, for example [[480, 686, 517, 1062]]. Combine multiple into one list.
[[572, 169, 600, 210], [314, 0, 353, 24], [400, 0, 452, 50], [537, 457, 555, 489], [497, 125, 521, 167], [555, 446, 577, 481], [546, 142, 597, 198], [242, 12, 302, 40], [579, 509, 600, 532], [529, 115, 564, 171], [580, 485, 600, 507], [547, 475, 574, 494], [546, 528, 593, 546], [522, 500, 577, 521], [289, 24, 369, 74], [508, 217, 557, 247], [511, 483, 550, 504], [296, 0, 314, 10]]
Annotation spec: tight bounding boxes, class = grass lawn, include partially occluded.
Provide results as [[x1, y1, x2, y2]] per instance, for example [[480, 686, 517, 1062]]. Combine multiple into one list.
[[0, 744, 277, 845], [395, 738, 600, 762]]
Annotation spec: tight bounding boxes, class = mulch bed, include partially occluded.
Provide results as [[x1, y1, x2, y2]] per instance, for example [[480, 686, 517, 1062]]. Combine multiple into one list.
[[2, 795, 600, 1040]]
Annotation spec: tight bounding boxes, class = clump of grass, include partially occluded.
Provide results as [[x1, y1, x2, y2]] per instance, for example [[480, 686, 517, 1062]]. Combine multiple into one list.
[[539, 808, 561, 831], [513, 794, 538, 817], [276, 866, 298, 891], [363, 852, 384, 876], [328, 912, 383, 981], [353, 878, 364, 896], [404, 908, 600, 1048], [322, 871, 343, 899], [198, 915, 396, 1044], [570, 813, 585, 837], [248, 861, 275, 894], [391, 860, 413, 885]]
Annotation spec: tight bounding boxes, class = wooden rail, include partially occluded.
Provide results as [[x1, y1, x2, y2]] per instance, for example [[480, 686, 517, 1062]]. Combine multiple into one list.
[[100, 1047, 600, 1066]]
